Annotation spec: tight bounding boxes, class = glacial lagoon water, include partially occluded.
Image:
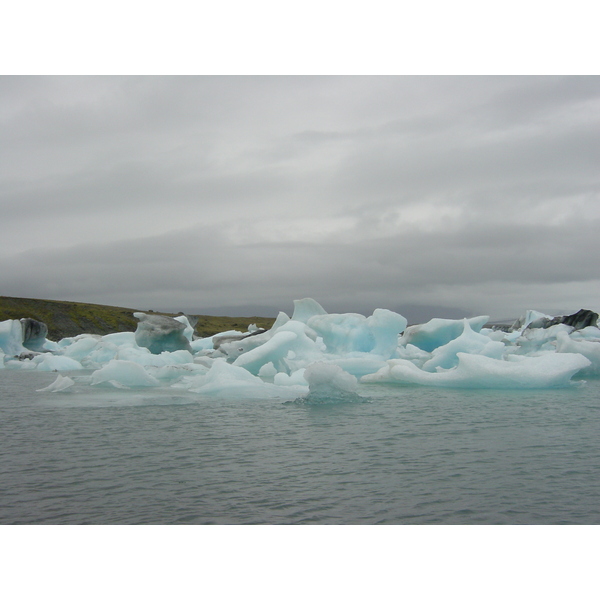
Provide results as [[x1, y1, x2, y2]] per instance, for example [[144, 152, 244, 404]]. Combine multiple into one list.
[[1, 368, 600, 525]]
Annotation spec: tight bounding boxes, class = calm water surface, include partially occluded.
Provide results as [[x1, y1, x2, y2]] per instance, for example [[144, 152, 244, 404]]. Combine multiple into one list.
[[1, 369, 599, 524]]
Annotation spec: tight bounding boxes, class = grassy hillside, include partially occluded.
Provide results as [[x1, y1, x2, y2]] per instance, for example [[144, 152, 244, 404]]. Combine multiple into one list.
[[0, 296, 275, 341]]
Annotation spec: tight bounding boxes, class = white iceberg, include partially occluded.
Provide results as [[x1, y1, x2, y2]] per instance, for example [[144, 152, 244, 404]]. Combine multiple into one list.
[[293, 362, 368, 404], [37, 374, 76, 392], [90, 359, 161, 388], [180, 359, 307, 399], [362, 352, 591, 389], [555, 331, 600, 376], [400, 315, 489, 352], [307, 308, 406, 357], [421, 319, 505, 372], [0, 319, 28, 356]]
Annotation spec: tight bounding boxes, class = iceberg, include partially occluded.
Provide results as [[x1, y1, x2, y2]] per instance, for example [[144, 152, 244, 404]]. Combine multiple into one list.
[[510, 309, 553, 332], [362, 352, 591, 389], [399, 315, 489, 352], [37, 374, 76, 393], [214, 328, 272, 360], [555, 331, 600, 376], [307, 308, 406, 357], [0, 319, 28, 356], [133, 313, 192, 354], [233, 330, 298, 375], [179, 359, 307, 400], [0, 318, 54, 356], [90, 359, 161, 388], [290, 298, 328, 323], [292, 362, 369, 404], [421, 319, 505, 372], [20, 318, 49, 352], [174, 315, 195, 341], [30, 354, 84, 371]]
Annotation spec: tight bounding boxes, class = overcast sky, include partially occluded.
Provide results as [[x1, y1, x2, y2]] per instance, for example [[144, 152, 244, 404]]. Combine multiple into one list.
[[1, 75, 599, 321]]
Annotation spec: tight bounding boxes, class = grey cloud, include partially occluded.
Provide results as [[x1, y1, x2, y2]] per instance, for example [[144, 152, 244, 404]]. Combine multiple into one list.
[[2, 210, 599, 321], [1, 76, 599, 322]]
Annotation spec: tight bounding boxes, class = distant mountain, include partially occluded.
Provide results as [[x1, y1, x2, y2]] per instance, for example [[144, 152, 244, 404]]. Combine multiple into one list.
[[388, 304, 474, 326], [177, 304, 282, 319]]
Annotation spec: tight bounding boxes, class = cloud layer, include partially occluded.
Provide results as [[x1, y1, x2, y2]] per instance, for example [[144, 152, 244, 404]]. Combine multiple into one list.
[[2, 76, 599, 321]]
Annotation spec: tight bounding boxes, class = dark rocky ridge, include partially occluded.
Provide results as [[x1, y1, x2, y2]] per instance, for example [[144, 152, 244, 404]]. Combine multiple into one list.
[[543, 309, 599, 330], [489, 309, 599, 333]]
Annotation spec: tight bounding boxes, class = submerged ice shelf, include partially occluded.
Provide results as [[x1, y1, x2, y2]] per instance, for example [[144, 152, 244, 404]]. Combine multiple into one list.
[[1, 299, 599, 398]]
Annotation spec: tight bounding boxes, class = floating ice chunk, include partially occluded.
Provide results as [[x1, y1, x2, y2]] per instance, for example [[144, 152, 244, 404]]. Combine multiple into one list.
[[0, 318, 51, 355], [147, 362, 209, 382], [3, 351, 83, 372], [31, 354, 84, 371], [570, 326, 600, 342], [193, 355, 215, 368], [174, 315, 195, 341], [215, 330, 272, 361], [0, 320, 27, 356], [296, 362, 368, 403], [163, 350, 193, 364], [190, 336, 216, 352], [116, 346, 193, 367], [102, 331, 137, 346], [233, 330, 298, 375], [57, 333, 100, 350], [306, 309, 405, 357], [396, 343, 432, 367], [85, 341, 119, 367], [504, 331, 521, 343], [399, 316, 489, 352], [274, 368, 307, 386], [42, 339, 61, 352], [480, 328, 508, 342], [291, 298, 328, 323], [274, 320, 324, 361], [62, 335, 102, 361], [555, 331, 600, 376], [362, 352, 590, 389], [325, 356, 388, 378], [511, 309, 553, 331], [184, 359, 307, 399], [367, 309, 408, 357], [37, 374, 75, 392], [307, 313, 372, 354], [103, 380, 131, 389], [421, 319, 505, 372], [258, 362, 278, 378], [3, 355, 36, 370], [515, 324, 573, 355], [20, 318, 49, 352], [116, 345, 153, 363], [134, 313, 192, 354], [90, 359, 161, 388], [215, 314, 317, 364], [211, 329, 245, 348], [269, 311, 291, 332], [304, 362, 357, 393]]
